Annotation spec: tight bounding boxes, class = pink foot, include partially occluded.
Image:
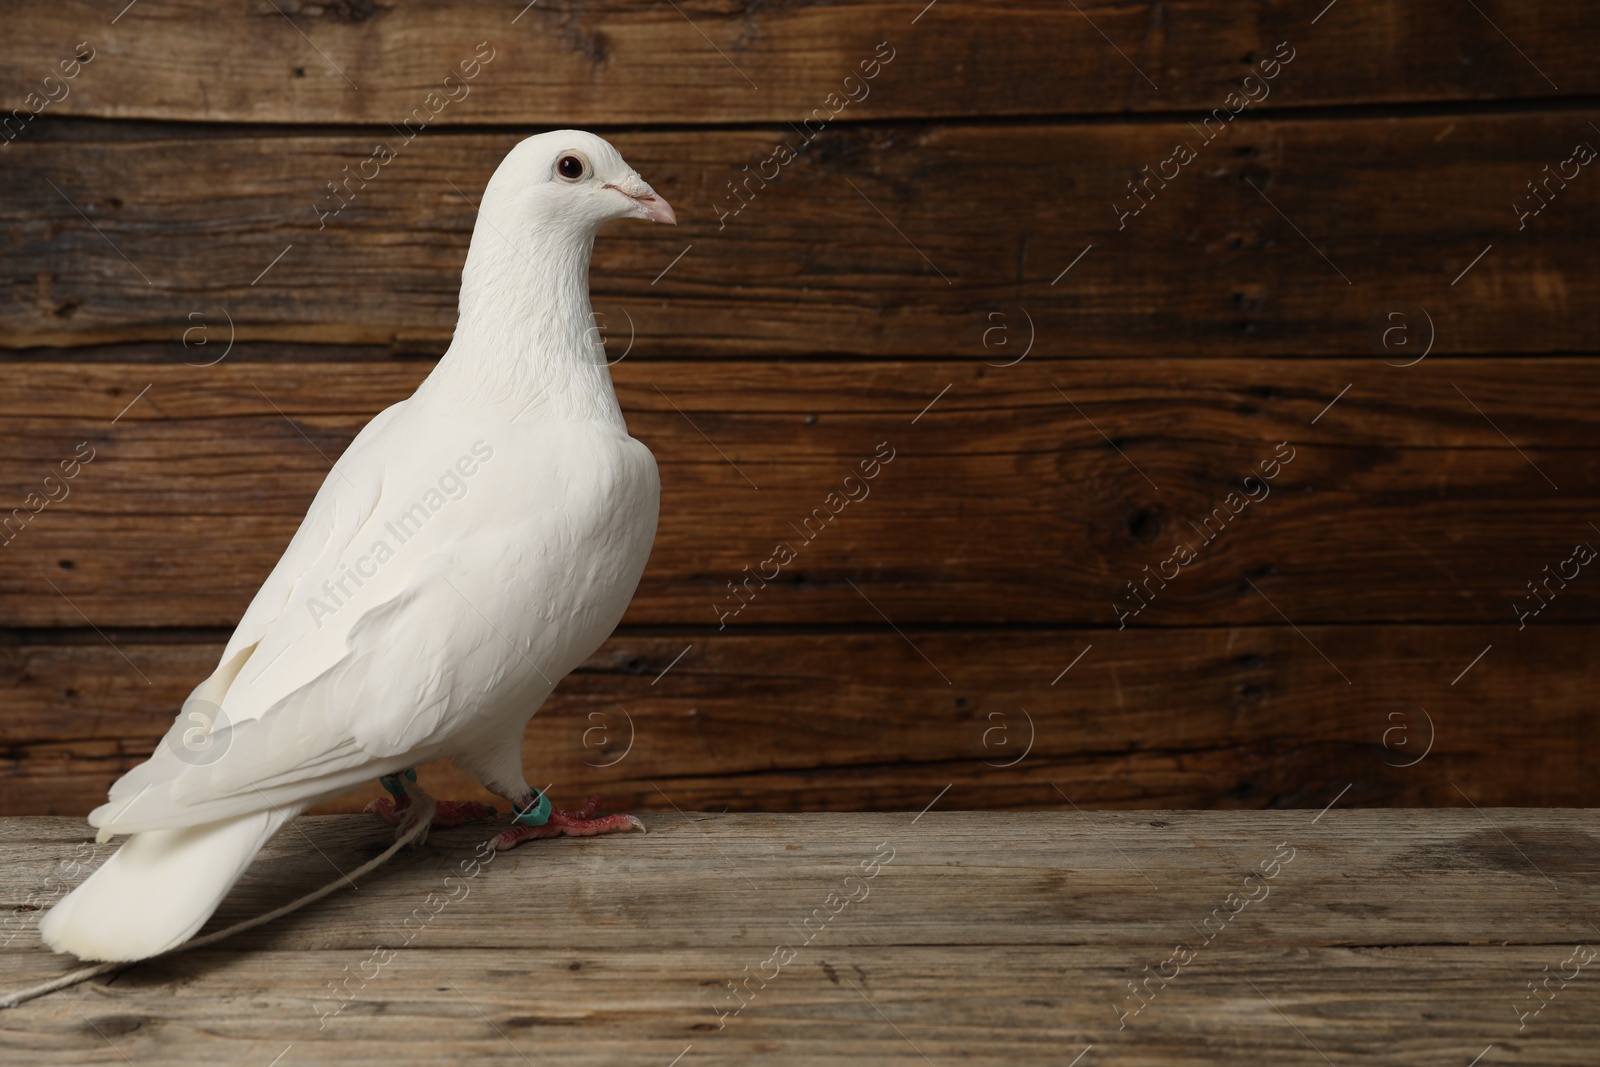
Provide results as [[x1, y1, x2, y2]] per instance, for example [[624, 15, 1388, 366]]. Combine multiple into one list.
[[367, 796, 498, 828], [493, 795, 645, 851]]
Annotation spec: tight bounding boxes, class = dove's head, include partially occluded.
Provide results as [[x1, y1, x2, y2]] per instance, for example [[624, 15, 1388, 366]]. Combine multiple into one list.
[[484, 130, 676, 233]]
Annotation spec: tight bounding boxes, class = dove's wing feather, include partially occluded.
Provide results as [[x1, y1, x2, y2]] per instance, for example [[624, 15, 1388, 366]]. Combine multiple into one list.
[[97, 400, 408, 814], [91, 426, 656, 836], [92, 556, 484, 833], [215, 399, 409, 668]]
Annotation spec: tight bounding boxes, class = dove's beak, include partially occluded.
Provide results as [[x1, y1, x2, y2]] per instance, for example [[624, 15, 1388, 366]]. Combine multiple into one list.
[[632, 193, 677, 225], [606, 179, 677, 225]]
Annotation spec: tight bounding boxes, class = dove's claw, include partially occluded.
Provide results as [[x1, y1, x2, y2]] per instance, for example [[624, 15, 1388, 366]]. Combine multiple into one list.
[[365, 797, 400, 824], [492, 796, 645, 851], [366, 796, 498, 828], [565, 794, 604, 820]]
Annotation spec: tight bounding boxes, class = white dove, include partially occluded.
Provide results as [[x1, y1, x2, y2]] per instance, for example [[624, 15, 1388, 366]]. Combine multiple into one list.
[[41, 130, 672, 963]]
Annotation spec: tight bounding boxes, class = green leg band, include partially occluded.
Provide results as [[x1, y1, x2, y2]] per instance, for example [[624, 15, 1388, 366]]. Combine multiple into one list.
[[379, 768, 418, 800], [511, 790, 551, 827]]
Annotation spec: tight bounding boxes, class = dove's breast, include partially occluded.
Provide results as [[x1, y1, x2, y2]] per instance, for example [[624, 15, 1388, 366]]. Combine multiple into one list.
[[424, 421, 660, 726]]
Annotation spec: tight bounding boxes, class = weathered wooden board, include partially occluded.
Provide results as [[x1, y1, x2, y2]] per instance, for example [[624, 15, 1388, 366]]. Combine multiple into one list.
[[5, 112, 1598, 354], [0, 359, 1596, 628], [1, 1, 1594, 127], [4, 626, 1597, 817], [0, 811, 1596, 1065]]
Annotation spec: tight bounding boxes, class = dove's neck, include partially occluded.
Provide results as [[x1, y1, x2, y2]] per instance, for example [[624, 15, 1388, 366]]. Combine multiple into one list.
[[432, 217, 624, 429]]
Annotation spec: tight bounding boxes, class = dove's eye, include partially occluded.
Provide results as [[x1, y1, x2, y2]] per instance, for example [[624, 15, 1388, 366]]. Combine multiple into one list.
[[556, 154, 588, 182]]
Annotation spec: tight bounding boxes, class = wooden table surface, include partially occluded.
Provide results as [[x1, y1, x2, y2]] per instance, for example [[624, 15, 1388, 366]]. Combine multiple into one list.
[[1, 809, 1596, 1065]]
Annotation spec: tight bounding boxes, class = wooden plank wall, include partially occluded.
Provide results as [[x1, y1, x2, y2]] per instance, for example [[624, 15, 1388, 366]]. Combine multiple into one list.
[[1, 1, 1597, 815]]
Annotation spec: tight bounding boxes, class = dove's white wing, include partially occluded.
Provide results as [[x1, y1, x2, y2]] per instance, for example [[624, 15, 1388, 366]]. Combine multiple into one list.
[[226, 398, 410, 666], [91, 421, 656, 836], [90, 398, 406, 816]]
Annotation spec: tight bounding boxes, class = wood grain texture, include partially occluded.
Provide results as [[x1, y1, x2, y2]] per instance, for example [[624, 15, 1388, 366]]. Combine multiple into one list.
[[1, 811, 1597, 1064], [2, 1, 1597, 820], [0, 358, 1596, 629], [4, 111, 1598, 354], [3, 626, 1596, 817], [1, 1, 1595, 126]]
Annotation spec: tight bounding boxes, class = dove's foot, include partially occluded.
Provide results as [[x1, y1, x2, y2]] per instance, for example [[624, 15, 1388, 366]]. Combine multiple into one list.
[[366, 796, 499, 828], [493, 794, 645, 850], [368, 770, 496, 828]]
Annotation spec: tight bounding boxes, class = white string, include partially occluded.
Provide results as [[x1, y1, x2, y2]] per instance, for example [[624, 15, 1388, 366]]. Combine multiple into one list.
[[0, 788, 440, 1011]]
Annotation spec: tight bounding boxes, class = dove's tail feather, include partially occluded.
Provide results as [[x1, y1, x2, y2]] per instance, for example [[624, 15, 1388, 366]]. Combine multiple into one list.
[[39, 805, 301, 962]]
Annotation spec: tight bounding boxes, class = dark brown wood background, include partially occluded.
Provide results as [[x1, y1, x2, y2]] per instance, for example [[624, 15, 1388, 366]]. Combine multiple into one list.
[[2, 1, 1597, 816]]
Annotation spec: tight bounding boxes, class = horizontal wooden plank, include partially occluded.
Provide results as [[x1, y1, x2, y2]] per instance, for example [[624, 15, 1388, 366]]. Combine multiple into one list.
[[4, 112, 1599, 354], [1, 359, 1598, 627], [0, 811, 1596, 1064], [3, 626, 1596, 817], [1, 1, 1595, 128]]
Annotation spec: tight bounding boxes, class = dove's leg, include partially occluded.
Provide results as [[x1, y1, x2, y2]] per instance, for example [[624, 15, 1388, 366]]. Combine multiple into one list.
[[491, 791, 644, 851], [365, 769, 498, 828], [455, 737, 643, 849]]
